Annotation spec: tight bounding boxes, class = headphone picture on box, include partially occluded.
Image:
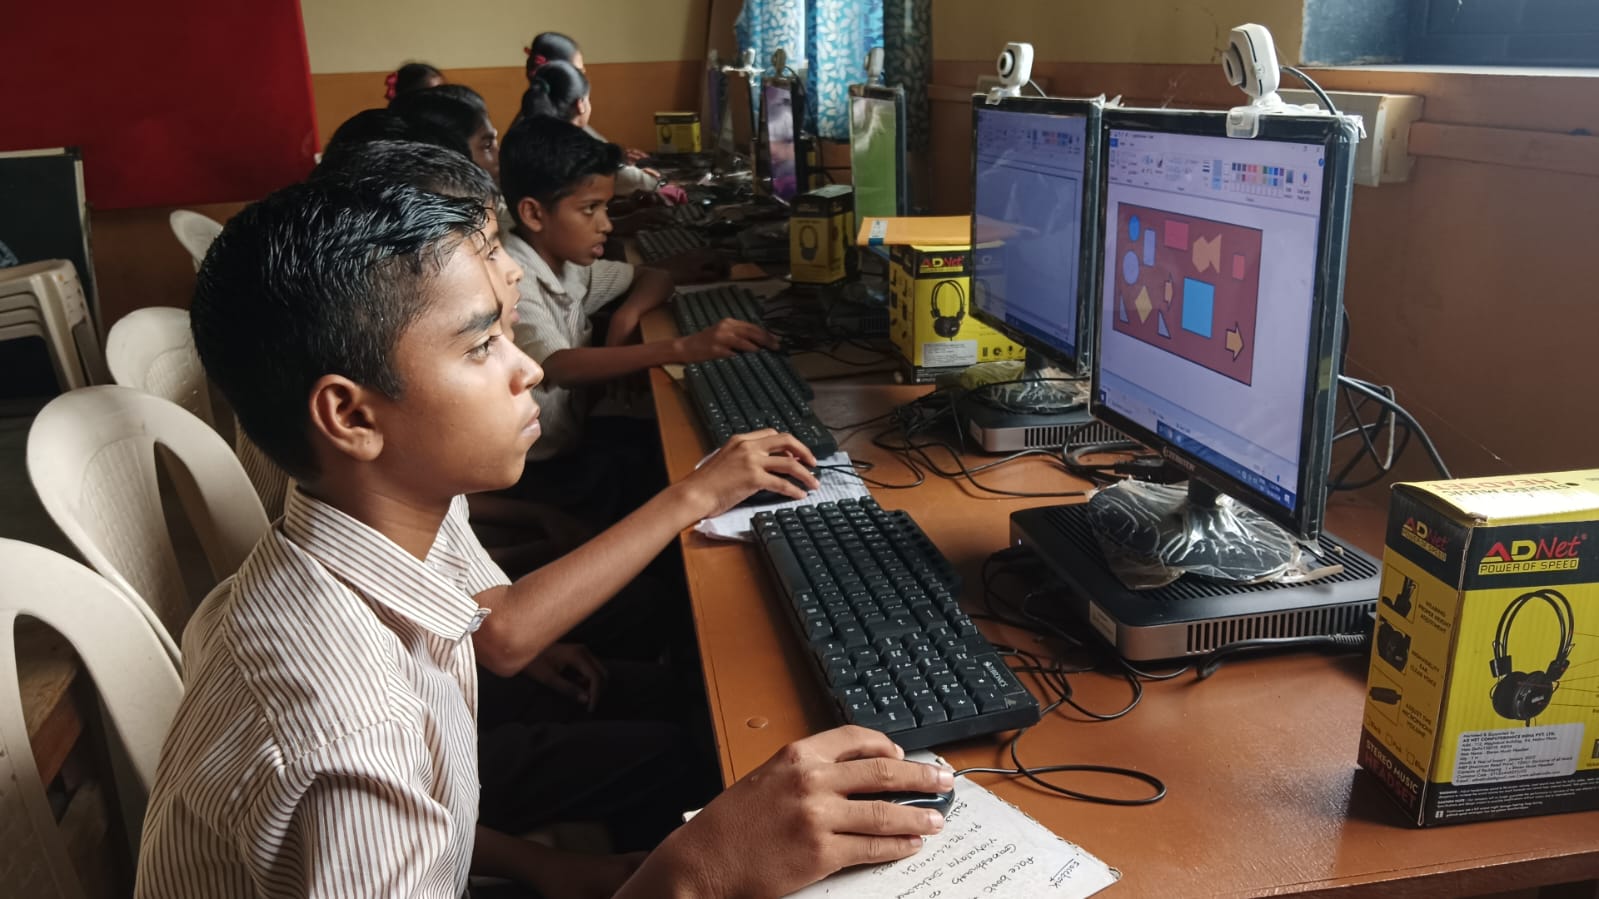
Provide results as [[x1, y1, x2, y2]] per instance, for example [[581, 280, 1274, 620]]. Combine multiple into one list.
[[1490, 588, 1575, 724], [659, 125, 675, 145], [798, 223, 820, 261], [930, 279, 965, 339]]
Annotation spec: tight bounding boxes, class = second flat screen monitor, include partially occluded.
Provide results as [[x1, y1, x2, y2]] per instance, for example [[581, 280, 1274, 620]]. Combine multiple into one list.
[[970, 98, 1100, 372], [849, 85, 907, 219], [763, 80, 801, 203]]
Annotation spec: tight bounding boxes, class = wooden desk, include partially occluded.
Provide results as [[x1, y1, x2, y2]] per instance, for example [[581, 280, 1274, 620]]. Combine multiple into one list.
[[642, 307, 1599, 897]]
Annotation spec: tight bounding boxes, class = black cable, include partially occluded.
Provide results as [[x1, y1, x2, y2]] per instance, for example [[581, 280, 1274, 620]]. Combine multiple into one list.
[[1196, 632, 1368, 679], [1280, 65, 1340, 116], [956, 759, 1167, 806], [1337, 376, 1451, 479], [812, 461, 921, 490]]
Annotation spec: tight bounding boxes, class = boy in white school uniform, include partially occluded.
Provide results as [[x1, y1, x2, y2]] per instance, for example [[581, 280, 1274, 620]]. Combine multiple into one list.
[[136, 176, 948, 898], [497, 115, 775, 525]]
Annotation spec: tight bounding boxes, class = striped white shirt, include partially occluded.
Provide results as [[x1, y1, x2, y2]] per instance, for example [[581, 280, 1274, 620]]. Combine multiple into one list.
[[503, 230, 635, 461], [135, 488, 508, 898]]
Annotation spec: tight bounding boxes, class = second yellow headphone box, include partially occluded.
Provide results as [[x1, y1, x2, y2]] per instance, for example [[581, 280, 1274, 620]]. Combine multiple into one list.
[[789, 184, 857, 287], [1358, 470, 1599, 826], [887, 243, 1023, 383]]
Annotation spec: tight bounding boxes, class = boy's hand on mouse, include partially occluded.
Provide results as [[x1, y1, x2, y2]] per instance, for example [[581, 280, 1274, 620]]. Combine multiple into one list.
[[522, 642, 608, 712], [655, 247, 730, 285], [683, 430, 818, 517], [624, 726, 948, 898], [623, 147, 650, 165], [673, 318, 780, 363]]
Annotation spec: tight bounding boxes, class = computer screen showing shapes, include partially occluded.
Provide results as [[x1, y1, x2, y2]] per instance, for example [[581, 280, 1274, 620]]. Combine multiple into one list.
[[1093, 108, 1359, 539], [762, 78, 803, 203], [968, 96, 1102, 373], [849, 84, 908, 218]]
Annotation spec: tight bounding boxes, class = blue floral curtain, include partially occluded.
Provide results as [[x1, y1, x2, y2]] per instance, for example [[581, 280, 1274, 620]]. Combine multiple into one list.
[[736, 0, 884, 140]]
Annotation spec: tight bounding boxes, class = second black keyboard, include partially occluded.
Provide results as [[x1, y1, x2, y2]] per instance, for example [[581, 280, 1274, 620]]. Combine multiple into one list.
[[682, 351, 837, 457], [752, 498, 1041, 750], [637, 227, 709, 263], [673, 285, 764, 335]]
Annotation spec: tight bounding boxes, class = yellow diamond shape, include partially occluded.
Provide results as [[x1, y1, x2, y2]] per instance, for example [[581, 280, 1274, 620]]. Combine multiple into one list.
[[1134, 286, 1153, 323]]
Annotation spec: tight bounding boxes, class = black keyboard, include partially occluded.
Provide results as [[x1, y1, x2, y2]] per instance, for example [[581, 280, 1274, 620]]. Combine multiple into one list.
[[682, 351, 838, 457], [673, 285, 764, 335], [664, 204, 716, 228], [753, 499, 1041, 750], [637, 228, 709, 263]]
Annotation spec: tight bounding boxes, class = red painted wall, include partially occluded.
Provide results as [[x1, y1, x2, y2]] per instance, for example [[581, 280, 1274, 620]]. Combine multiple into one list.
[[2, 1, 318, 209]]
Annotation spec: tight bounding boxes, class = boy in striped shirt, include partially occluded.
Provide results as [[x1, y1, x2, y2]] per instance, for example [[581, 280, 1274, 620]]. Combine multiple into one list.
[[136, 177, 948, 898]]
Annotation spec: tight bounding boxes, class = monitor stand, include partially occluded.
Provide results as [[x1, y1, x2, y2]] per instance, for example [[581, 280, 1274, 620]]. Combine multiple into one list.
[[1009, 499, 1381, 661], [957, 350, 1122, 453]]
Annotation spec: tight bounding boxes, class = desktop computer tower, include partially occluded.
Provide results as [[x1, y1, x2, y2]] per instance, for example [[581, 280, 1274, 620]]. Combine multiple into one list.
[[1011, 503, 1380, 661]]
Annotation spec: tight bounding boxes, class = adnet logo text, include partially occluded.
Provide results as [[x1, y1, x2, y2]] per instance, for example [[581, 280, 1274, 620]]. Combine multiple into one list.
[[1477, 533, 1588, 575], [1401, 517, 1448, 560]]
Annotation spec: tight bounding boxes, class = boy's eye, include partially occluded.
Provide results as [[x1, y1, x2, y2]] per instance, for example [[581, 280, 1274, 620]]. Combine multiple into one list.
[[469, 334, 500, 359]]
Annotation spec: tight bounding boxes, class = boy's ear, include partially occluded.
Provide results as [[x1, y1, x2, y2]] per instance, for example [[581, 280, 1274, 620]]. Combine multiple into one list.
[[516, 196, 546, 233], [307, 374, 384, 465]]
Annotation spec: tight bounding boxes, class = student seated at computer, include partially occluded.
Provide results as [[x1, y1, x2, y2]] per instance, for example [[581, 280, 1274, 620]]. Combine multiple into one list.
[[135, 176, 946, 898], [525, 30, 648, 164], [495, 115, 765, 523], [523, 60, 667, 204], [310, 136, 713, 851], [390, 83, 501, 180]]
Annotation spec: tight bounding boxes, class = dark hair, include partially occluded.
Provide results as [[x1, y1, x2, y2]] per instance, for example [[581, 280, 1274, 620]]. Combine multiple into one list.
[[313, 140, 500, 207], [430, 83, 488, 116], [321, 108, 470, 169], [388, 61, 443, 100], [520, 60, 589, 123], [191, 179, 486, 479], [526, 31, 580, 79], [500, 116, 623, 225], [389, 87, 490, 156]]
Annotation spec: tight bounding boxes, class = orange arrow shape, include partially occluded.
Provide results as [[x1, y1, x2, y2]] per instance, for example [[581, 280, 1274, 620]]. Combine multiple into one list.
[[1225, 324, 1244, 360]]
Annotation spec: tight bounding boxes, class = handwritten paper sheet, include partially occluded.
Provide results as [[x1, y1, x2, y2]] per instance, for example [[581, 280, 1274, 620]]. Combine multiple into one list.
[[694, 451, 872, 542], [787, 755, 1119, 899]]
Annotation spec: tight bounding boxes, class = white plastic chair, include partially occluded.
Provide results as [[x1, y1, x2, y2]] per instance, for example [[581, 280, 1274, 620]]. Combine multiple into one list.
[[103, 306, 290, 517], [168, 210, 223, 271], [26, 385, 270, 662], [0, 260, 108, 390], [0, 538, 182, 899], [105, 306, 214, 426]]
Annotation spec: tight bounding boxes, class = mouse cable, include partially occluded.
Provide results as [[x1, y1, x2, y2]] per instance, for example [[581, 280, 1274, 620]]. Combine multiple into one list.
[[949, 702, 1167, 806], [812, 461, 922, 490]]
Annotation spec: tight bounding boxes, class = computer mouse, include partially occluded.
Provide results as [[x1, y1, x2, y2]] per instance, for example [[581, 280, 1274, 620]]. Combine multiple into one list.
[[851, 786, 957, 818], [738, 470, 817, 507]]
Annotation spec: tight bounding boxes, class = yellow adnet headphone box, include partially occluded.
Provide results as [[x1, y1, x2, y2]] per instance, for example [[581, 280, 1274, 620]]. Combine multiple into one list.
[[789, 184, 856, 287], [1358, 470, 1599, 826], [885, 243, 1023, 383]]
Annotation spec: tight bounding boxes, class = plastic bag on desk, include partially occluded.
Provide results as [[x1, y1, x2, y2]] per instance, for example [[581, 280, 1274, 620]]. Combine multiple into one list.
[[1084, 480, 1335, 589], [947, 360, 1087, 414]]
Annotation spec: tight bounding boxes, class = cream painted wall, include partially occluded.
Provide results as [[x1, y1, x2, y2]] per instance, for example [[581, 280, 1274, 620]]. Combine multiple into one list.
[[301, 0, 711, 72], [931, 0, 1303, 65]]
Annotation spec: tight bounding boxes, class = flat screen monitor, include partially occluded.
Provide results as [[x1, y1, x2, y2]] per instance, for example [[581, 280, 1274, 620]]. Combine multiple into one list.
[[968, 96, 1102, 373], [1092, 108, 1359, 539], [704, 64, 731, 158], [761, 77, 805, 203], [848, 84, 908, 218]]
